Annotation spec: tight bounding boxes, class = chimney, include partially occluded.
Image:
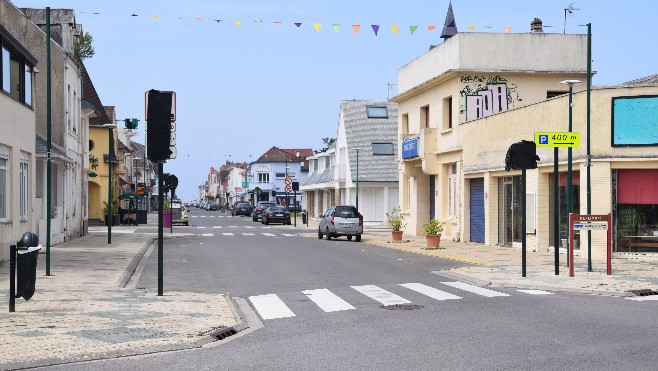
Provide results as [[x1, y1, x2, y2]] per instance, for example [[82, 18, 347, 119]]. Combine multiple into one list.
[[530, 18, 544, 33]]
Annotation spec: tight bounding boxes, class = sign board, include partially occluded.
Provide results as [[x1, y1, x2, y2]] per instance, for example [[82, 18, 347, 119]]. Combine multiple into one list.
[[169, 132, 176, 146], [284, 185, 292, 193], [284, 177, 292, 186], [535, 132, 581, 148], [170, 122, 176, 132], [573, 223, 608, 230], [169, 146, 177, 159], [612, 95, 658, 147], [402, 138, 419, 159], [574, 214, 607, 222]]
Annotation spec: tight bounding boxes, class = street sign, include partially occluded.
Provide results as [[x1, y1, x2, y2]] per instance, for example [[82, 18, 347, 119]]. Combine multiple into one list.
[[170, 122, 176, 132], [573, 223, 608, 230], [169, 132, 176, 146], [169, 146, 177, 159], [535, 132, 581, 148], [284, 177, 292, 186], [284, 185, 292, 193]]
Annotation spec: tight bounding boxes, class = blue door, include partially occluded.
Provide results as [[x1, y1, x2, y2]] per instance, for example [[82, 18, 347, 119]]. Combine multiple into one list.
[[470, 178, 485, 243]]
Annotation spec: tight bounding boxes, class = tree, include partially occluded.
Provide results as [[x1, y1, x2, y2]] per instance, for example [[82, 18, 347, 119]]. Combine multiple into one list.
[[74, 31, 95, 62], [314, 137, 336, 154]]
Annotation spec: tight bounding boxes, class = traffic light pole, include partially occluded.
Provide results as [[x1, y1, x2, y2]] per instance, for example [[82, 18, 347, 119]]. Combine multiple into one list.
[[158, 162, 164, 296]]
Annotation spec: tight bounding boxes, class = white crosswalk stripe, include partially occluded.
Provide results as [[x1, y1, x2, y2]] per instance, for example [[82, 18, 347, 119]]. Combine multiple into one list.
[[626, 296, 658, 301], [400, 283, 461, 300], [245, 226, 255, 229], [249, 294, 296, 320], [441, 282, 510, 297], [351, 285, 411, 306], [302, 289, 355, 312], [196, 226, 206, 229], [282, 234, 296, 236], [229, 226, 238, 228], [222, 233, 234, 236], [213, 226, 223, 229], [262, 233, 276, 237], [191, 216, 198, 218], [201, 233, 214, 237], [242, 233, 255, 236], [517, 289, 553, 295]]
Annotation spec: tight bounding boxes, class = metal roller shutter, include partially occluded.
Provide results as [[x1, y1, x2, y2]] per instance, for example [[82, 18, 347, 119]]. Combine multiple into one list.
[[470, 178, 485, 243]]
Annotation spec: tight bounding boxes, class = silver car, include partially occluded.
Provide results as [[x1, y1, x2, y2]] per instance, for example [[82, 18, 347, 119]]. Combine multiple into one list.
[[318, 205, 363, 242]]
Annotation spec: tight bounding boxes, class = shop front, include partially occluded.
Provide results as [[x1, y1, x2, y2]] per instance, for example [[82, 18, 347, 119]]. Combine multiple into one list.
[[614, 169, 658, 253]]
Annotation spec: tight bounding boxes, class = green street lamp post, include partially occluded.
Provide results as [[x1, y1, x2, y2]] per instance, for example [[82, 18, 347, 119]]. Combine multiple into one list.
[[104, 123, 117, 243], [560, 79, 581, 266], [354, 148, 362, 210]]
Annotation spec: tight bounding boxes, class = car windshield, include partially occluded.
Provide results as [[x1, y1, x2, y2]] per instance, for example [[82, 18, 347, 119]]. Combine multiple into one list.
[[334, 206, 358, 218], [268, 207, 286, 212], [236, 203, 249, 207]]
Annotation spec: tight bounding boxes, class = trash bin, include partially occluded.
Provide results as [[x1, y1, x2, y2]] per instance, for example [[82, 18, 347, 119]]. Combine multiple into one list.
[[16, 232, 41, 301], [301, 210, 307, 225]]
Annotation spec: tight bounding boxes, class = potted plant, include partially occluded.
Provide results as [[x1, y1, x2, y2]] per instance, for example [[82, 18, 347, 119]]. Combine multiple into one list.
[[386, 207, 406, 241], [102, 200, 120, 226], [423, 218, 444, 248]]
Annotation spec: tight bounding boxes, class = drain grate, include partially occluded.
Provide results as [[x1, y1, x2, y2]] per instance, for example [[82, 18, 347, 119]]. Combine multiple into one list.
[[629, 289, 658, 297], [381, 304, 424, 311], [208, 326, 238, 340]]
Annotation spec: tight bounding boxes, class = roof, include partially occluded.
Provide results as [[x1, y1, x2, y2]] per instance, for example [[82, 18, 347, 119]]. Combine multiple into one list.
[[35, 134, 72, 162], [81, 63, 112, 127], [255, 146, 313, 171], [342, 100, 399, 182], [620, 74, 658, 86]]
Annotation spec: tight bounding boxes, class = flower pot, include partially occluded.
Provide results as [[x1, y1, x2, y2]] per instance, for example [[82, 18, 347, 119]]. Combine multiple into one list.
[[391, 230, 404, 241], [426, 234, 441, 248], [163, 211, 172, 228]]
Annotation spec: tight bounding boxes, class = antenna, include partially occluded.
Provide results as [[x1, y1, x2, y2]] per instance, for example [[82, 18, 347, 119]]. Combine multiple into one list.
[[563, 3, 580, 34], [387, 83, 398, 99]]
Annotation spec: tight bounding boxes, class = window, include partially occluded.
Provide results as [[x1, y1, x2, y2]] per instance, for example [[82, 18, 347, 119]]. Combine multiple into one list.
[[367, 106, 388, 118], [258, 173, 270, 183], [1, 46, 8, 93], [372, 142, 394, 155], [547, 91, 568, 99], [421, 105, 430, 128], [449, 164, 458, 218], [0, 35, 35, 106], [443, 96, 453, 130], [402, 113, 409, 134], [89, 140, 95, 151], [276, 172, 296, 178], [0, 157, 6, 220], [20, 158, 28, 220], [24, 64, 31, 106]]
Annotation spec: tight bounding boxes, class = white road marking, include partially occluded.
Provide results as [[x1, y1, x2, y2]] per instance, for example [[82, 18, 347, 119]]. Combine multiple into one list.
[[261, 227, 271, 229], [191, 216, 198, 218], [351, 285, 411, 306], [441, 282, 510, 297], [626, 296, 658, 301], [302, 289, 355, 313], [196, 226, 206, 229], [201, 216, 206, 218], [201, 233, 214, 237], [249, 294, 296, 320], [282, 234, 296, 237], [222, 233, 234, 236], [400, 283, 462, 301], [210, 216, 216, 218], [242, 233, 255, 236], [213, 226, 223, 229], [517, 289, 554, 295], [229, 226, 238, 228], [245, 226, 255, 229], [262, 233, 276, 237]]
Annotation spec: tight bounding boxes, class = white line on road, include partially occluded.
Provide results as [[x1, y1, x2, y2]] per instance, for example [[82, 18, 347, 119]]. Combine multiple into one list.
[[282, 234, 296, 237], [196, 227, 206, 229], [242, 233, 255, 236], [400, 283, 462, 301], [302, 289, 355, 312], [229, 226, 238, 228], [201, 216, 206, 218], [261, 227, 271, 229], [249, 294, 296, 320], [262, 233, 276, 237], [351, 285, 411, 306], [517, 289, 554, 295], [222, 233, 234, 236], [626, 296, 658, 301], [201, 233, 214, 237], [213, 226, 223, 229], [191, 216, 198, 218], [441, 282, 510, 297], [245, 226, 255, 229]]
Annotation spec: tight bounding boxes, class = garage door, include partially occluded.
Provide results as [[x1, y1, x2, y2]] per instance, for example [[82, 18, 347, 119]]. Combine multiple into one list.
[[470, 178, 485, 243]]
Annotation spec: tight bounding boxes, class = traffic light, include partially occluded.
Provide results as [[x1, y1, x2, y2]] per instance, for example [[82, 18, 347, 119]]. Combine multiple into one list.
[[505, 140, 540, 171], [147, 90, 173, 162], [271, 190, 277, 198], [124, 118, 138, 130]]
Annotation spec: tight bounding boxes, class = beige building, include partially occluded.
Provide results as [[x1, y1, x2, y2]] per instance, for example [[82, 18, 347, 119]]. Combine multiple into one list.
[[393, 20, 658, 260]]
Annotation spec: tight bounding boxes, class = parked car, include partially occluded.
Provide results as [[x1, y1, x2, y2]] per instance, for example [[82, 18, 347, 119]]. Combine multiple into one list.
[[261, 206, 291, 225], [180, 205, 189, 226], [287, 203, 302, 212], [318, 205, 363, 241], [207, 202, 218, 211], [252, 201, 277, 221], [232, 201, 252, 216]]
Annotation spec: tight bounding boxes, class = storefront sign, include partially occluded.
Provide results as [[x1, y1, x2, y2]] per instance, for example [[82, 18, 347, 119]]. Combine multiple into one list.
[[402, 138, 419, 159]]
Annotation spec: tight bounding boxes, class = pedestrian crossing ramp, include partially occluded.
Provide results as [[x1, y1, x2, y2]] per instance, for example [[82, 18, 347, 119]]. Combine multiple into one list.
[[248, 282, 553, 321]]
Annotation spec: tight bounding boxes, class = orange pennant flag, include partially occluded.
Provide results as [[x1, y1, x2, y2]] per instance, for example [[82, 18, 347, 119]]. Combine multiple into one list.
[[427, 25, 437, 31], [391, 25, 399, 36], [274, 21, 282, 25], [504, 26, 512, 33], [352, 25, 360, 35], [314, 23, 322, 32]]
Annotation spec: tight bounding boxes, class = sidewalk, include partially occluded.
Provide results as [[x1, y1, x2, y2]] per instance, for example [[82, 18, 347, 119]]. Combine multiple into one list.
[[0, 232, 238, 370]]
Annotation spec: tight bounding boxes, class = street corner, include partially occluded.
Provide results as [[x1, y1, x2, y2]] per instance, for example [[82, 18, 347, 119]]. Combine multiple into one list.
[[362, 236, 493, 266]]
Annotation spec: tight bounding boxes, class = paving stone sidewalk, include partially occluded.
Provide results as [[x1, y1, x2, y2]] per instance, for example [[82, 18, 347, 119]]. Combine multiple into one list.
[[0, 233, 238, 370]]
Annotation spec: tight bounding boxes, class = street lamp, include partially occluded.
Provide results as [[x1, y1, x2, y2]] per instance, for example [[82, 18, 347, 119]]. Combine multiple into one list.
[[560, 80, 581, 266], [354, 148, 362, 210], [103, 123, 117, 244]]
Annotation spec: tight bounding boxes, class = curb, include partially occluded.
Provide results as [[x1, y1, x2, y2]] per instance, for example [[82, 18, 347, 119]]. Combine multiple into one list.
[[116, 237, 156, 288]]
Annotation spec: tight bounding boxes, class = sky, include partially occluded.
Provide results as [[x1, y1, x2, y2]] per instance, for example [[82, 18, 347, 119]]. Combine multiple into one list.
[[10, 0, 658, 202]]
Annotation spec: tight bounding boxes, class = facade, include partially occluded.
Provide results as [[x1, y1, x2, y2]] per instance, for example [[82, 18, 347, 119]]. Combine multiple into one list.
[[248, 147, 312, 208], [0, 0, 38, 262], [302, 100, 399, 224]]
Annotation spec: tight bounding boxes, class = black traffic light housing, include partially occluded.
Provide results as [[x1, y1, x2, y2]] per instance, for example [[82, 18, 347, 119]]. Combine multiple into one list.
[[124, 118, 139, 130], [147, 90, 173, 162], [505, 140, 540, 171]]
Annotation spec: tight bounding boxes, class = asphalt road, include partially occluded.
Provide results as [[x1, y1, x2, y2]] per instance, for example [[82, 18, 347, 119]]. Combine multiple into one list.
[[45, 209, 658, 370]]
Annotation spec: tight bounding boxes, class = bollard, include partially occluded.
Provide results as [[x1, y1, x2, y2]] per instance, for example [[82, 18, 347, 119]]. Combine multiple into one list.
[[9, 244, 16, 313]]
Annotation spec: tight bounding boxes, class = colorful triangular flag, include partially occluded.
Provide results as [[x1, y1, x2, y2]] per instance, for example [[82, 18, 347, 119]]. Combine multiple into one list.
[[314, 23, 322, 32], [504, 26, 512, 33], [371, 25, 380, 35], [391, 25, 399, 36], [466, 25, 475, 30], [410, 26, 418, 35], [234, 20, 242, 26], [428, 25, 437, 31], [352, 25, 360, 35], [333, 24, 341, 33], [294, 22, 302, 27]]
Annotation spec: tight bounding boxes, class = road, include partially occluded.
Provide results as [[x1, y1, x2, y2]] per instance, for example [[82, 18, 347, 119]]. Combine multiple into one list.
[[47, 209, 658, 370]]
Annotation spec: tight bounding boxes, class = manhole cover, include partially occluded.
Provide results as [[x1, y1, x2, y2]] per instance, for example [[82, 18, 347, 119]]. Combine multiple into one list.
[[629, 289, 658, 296], [381, 304, 424, 310]]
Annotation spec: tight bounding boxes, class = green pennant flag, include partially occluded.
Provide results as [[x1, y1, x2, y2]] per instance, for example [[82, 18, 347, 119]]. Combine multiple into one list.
[[333, 24, 341, 33], [410, 26, 418, 35]]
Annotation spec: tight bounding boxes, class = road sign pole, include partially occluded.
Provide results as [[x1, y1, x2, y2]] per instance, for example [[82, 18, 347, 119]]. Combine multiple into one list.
[[521, 168, 527, 278], [569, 213, 575, 278], [158, 162, 164, 296], [607, 213, 612, 275], [554, 147, 559, 275]]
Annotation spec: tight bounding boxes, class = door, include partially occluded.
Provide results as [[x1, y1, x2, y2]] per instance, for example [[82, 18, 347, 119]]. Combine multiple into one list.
[[498, 176, 522, 246], [429, 175, 436, 220], [470, 178, 485, 243]]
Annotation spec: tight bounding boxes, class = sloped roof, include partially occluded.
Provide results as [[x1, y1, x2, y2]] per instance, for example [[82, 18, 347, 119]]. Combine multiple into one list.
[[620, 74, 658, 86], [342, 100, 399, 182], [255, 146, 313, 171], [35, 134, 71, 162]]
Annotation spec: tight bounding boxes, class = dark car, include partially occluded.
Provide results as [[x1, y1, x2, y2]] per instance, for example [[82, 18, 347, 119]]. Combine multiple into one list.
[[207, 202, 218, 211], [252, 201, 276, 221], [261, 206, 291, 225], [232, 201, 251, 216]]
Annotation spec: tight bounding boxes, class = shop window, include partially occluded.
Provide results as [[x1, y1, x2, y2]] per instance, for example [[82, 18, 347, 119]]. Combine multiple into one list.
[[0, 157, 6, 220], [615, 169, 658, 253]]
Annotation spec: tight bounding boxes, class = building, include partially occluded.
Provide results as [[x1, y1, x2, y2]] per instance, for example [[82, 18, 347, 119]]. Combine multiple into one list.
[[0, 0, 38, 262], [302, 100, 399, 224], [248, 147, 312, 208]]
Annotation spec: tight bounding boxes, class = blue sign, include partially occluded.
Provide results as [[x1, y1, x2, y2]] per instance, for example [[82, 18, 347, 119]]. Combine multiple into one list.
[[539, 135, 548, 145], [612, 96, 658, 146], [402, 138, 419, 159]]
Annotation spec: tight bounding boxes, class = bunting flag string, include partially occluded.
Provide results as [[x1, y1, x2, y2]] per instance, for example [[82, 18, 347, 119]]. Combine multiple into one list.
[[125, 14, 521, 35]]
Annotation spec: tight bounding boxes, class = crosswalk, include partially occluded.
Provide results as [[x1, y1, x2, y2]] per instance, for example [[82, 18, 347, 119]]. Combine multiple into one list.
[[195, 232, 299, 238], [248, 281, 542, 321], [190, 215, 245, 218]]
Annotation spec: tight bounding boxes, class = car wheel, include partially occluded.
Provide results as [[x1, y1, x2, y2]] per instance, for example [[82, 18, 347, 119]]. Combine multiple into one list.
[[265, 219, 269, 225], [355, 234, 362, 242], [318, 228, 323, 239], [326, 228, 331, 240], [347, 235, 352, 241]]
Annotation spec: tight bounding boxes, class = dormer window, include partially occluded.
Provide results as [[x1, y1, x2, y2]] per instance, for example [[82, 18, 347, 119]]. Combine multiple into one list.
[[367, 106, 388, 118], [372, 142, 394, 155]]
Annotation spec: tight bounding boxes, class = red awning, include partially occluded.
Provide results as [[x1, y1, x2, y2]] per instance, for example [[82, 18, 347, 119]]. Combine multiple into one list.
[[617, 169, 658, 205], [559, 172, 580, 186]]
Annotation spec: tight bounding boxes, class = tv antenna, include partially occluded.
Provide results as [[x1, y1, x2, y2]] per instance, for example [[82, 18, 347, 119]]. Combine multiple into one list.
[[563, 3, 580, 34], [387, 82, 398, 99]]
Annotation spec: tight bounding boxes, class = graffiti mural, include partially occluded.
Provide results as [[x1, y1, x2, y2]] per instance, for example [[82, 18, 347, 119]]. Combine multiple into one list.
[[459, 76, 521, 121]]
